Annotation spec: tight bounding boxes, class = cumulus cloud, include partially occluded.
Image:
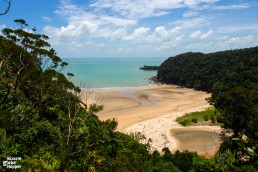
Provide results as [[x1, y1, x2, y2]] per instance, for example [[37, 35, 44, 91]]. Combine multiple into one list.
[[43, 21, 97, 39], [221, 35, 256, 48], [40, 0, 257, 57], [154, 35, 184, 51], [44, 0, 185, 45], [124, 27, 150, 41], [144, 26, 181, 43], [187, 35, 257, 53], [44, 0, 251, 43], [44, 0, 140, 42]]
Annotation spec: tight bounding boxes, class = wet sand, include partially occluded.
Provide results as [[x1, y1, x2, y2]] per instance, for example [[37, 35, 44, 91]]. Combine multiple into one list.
[[83, 84, 221, 155], [170, 126, 221, 157]]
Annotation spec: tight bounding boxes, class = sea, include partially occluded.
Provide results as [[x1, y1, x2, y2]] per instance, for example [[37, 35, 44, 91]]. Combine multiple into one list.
[[61, 57, 166, 88]]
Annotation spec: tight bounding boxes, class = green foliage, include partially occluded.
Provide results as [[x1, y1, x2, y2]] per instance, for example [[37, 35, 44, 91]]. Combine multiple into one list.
[[192, 117, 197, 123], [171, 150, 197, 172], [176, 107, 219, 126], [235, 165, 258, 172], [152, 162, 180, 172], [157, 47, 258, 92], [211, 114, 217, 124], [213, 87, 257, 136], [1, 20, 257, 171], [139, 65, 159, 70], [158, 47, 258, 167]]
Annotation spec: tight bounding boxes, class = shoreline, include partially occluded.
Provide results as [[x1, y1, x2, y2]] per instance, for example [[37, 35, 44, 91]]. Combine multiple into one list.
[[81, 83, 159, 90], [84, 84, 221, 154]]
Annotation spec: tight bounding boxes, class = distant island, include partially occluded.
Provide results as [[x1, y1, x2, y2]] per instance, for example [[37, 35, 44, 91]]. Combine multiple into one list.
[[139, 65, 159, 70]]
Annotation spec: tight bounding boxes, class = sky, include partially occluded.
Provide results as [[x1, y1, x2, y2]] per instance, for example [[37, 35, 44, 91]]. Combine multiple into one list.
[[1, 0, 258, 58]]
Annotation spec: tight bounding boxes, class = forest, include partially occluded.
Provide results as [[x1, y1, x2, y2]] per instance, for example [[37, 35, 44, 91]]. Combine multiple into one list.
[[157, 47, 258, 171], [139, 65, 160, 70], [0, 20, 257, 171]]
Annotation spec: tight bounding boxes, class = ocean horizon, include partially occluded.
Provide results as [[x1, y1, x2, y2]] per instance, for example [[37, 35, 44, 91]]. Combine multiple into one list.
[[61, 57, 166, 88]]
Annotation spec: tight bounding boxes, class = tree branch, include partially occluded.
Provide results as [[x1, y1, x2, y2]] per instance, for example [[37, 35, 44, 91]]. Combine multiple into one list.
[[0, 0, 11, 15]]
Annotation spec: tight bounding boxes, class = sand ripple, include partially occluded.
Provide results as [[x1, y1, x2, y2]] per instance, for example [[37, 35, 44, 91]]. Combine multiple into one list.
[[84, 84, 221, 155]]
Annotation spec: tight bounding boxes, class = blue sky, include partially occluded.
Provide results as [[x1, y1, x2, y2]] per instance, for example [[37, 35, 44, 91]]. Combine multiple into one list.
[[1, 0, 258, 58]]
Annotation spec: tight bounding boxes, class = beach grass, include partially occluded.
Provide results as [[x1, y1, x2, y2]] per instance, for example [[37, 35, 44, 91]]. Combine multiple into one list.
[[176, 107, 220, 126]]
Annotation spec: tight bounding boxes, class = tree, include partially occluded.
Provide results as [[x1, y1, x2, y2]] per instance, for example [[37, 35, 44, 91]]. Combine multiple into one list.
[[0, 20, 158, 171], [0, 20, 82, 171], [157, 46, 258, 167]]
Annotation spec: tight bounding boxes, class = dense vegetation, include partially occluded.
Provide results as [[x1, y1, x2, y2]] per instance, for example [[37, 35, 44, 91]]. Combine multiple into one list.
[[176, 107, 220, 126], [158, 47, 258, 170], [157, 48, 258, 92], [139, 65, 159, 70], [1, 20, 257, 171]]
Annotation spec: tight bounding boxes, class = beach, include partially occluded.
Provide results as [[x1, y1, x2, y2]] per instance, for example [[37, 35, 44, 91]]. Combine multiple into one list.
[[84, 84, 221, 155]]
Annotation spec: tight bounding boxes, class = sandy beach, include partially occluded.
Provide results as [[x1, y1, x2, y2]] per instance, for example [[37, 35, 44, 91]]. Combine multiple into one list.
[[84, 84, 221, 155]]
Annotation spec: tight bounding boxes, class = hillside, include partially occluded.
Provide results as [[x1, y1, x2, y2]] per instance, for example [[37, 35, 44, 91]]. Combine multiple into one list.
[[157, 47, 258, 92], [157, 47, 258, 170], [1, 20, 257, 171]]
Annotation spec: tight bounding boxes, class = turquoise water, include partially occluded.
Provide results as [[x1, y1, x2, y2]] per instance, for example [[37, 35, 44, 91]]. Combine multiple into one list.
[[61, 58, 165, 88]]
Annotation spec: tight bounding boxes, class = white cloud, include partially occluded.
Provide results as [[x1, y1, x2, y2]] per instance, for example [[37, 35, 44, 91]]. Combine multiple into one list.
[[90, 0, 183, 19], [68, 41, 84, 50], [183, 11, 200, 18], [200, 30, 213, 38], [154, 35, 184, 51], [222, 35, 256, 47], [187, 35, 257, 53], [44, 24, 85, 38], [212, 3, 252, 10], [110, 28, 127, 40], [190, 30, 213, 38], [143, 26, 181, 43], [44, 0, 139, 42], [173, 17, 210, 29], [42, 16, 52, 22], [184, 0, 219, 8], [55, 0, 84, 18], [101, 16, 137, 26], [217, 24, 258, 33], [124, 27, 150, 41], [90, 0, 220, 19], [190, 30, 202, 38], [0, 24, 6, 29], [0, 25, 6, 35], [40, 0, 257, 58]]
